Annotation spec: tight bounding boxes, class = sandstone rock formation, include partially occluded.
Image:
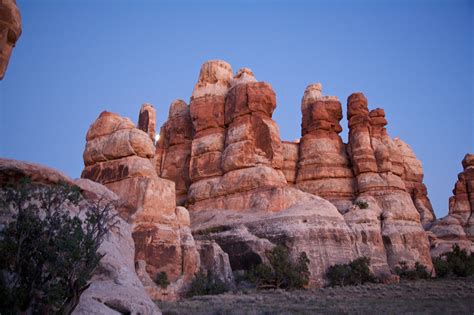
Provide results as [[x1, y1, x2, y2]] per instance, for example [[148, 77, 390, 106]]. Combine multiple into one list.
[[81, 111, 200, 298], [345, 92, 433, 270], [296, 84, 355, 212], [394, 138, 436, 228], [429, 154, 474, 257], [152, 60, 437, 282], [155, 99, 193, 206], [138, 103, 157, 142], [0, 158, 160, 315], [0, 0, 21, 80]]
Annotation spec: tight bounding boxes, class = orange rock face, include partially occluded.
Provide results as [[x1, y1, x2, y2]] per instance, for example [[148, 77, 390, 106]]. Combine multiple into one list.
[[296, 84, 355, 212], [138, 103, 157, 142], [0, 0, 21, 80], [429, 154, 474, 256], [81, 111, 200, 298]]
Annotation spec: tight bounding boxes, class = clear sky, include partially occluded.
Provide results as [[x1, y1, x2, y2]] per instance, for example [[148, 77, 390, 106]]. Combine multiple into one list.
[[0, 0, 472, 218]]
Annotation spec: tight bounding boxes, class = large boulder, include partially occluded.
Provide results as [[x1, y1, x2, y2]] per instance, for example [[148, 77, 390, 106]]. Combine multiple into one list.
[[0, 0, 21, 80]]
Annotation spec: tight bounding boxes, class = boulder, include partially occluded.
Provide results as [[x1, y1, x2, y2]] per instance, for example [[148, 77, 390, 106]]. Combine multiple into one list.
[[0, 0, 21, 80], [138, 103, 157, 142]]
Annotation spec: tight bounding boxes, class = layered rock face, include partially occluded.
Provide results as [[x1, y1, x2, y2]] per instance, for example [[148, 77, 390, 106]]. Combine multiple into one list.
[[0, 0, 21, 80], [394, 138, 435, 228], [152, 60, 437, 282], [296, 84, 355, 212], [0, 158, 160, 315], [346, 93, 433, 271], [155, 99, 193, 206], [81, 111, 200, 299], [429, 154, 474, 256], [187, 61, 296, 212]]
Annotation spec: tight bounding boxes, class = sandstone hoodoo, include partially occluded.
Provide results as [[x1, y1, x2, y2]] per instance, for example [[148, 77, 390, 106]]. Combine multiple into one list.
[[428, 154, 474, 257]]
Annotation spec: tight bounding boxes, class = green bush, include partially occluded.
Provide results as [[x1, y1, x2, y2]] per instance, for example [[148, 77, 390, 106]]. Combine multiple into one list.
[[434, 244, 474, 278], [395, 261, 430, 280], [326, 257, 376, 286], [355, 200, 369, 209], [187, 270, 228, 297], [155, 271, 170, 289], [0, 178, 117, 314], [246, 245, 310, 290]]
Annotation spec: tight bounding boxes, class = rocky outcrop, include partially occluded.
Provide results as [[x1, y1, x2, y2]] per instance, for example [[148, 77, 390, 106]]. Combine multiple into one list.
[[138, 103, 157, 142], [155, 100, 193, 205], [0, 0, 21, 80], [191, 194, 358, 286], [187, 61, 294, 212], [429, 154, 474, 256], [346, 92, 433, 271], [81, 111, 200, 298], [296, 84, 355, 213], [152, 60, 437, 283], [394, 138, 435, 228], [0, 158, 160, 315]]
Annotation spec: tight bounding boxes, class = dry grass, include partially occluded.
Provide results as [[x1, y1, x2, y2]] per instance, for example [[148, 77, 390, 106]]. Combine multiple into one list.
[[157, 277, 474, 314]]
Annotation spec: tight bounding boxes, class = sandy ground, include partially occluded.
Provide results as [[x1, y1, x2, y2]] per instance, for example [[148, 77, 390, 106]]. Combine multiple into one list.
[[157, 277, 474, 315]]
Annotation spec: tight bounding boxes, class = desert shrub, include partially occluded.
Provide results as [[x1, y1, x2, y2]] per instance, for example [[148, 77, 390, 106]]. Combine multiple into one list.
[[395, 261, 430, 280], [0, 178, 117, 314], [326, 257, 376, 286], [355, 200, 369, 209], [187, 270, 228, 297], [246, 245, 310, 290], [432, 257, 449, 278], [155, 271, 170, 289], [434, 244, 474, 278]]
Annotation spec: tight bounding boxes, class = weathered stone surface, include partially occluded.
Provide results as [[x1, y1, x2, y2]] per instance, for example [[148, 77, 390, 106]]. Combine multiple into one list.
[[191, 60, 233, 100], [0, 0, 21, 80], [296, 84, 355, 213], [282, 140, 299, 184], [155, 100, 193, 205], [196, 240, 235, 287], [346, 92, 433, 272], [394, 137, 435, 228], [429, 153, 474, 256], [138, 103, 157, 142], [231, 67, 257, 87], [192, 194, 358, 286], [82, 111, 200, 300], [0, 158, 160, 314]]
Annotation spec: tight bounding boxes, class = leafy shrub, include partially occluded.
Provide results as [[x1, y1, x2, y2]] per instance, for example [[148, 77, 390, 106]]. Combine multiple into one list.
[[187, 270, 228, 297], [355, 200, 369, 209], [0, 178, 117, 314], [246, 245, 310, 290], [395, 261, 430, 280], [434, 244, 474, 278], [155, 271, 170, 289], [326, 257, 376, 286]]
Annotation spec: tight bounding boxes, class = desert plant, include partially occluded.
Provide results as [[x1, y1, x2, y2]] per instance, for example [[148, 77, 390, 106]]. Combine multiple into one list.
[[395, 261, 430, 280], [155, 271, 170, 289], [326, 257, 376, 286], [355, 200, 369, 209], [187, 270, 228, 297], [0, 178, 117, 314], [246, 245, 310, 290], [433, 244, 474, 278]]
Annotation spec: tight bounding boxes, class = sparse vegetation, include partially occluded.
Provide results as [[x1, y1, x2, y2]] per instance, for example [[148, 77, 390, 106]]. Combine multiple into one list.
[[155, 271, 170, 289], [193, 225, 232, 237], [246, 245, 310, 290], [395, 261, 430, 280], [187, 270, 228, 297], [433, 244, 474, 278], [355, 200, 369, 209], [326, 257, 376, 287], [0, 178, 117, 314]]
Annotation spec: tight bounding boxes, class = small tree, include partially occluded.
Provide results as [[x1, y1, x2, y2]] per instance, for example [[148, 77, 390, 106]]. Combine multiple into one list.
[[395, 261, 430, 280], [327, 257, 376, 286], [187, 270, 228, 297], [247, 245, 310, 290], [0, 178, 117, 314], [433, 244, 474, 278]]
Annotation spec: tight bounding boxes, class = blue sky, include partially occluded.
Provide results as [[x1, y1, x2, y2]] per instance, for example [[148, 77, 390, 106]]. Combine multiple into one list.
[[0, 0, 472, 217]]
